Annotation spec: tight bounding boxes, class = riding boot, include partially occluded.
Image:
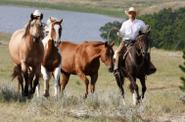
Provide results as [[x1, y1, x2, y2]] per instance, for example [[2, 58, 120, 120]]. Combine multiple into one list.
[[114, 51, 120, 71], [114, 41, 126, 71]]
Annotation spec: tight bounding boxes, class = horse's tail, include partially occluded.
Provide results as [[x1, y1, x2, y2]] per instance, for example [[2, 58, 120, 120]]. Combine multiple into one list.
[[12, 65, 22, 81]]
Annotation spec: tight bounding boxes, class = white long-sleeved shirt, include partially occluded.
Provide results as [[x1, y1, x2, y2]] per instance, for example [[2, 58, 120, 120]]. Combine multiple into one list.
[[119, 19, 146, 41]]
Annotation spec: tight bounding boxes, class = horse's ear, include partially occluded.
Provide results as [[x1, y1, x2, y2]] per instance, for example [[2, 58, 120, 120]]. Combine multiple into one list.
[[144, 25, 151, 34], [105, 41, 108, 46], [50, 17, 55, 23], [59, 19, 63, 24], [30, 13, 34, 20], [110, 42, 114, 47], [40, 13, 43, 20]]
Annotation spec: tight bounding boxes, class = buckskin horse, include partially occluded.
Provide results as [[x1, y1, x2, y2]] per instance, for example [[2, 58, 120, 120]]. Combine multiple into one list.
[[9, 13, 44, 97], [58, 41, 114, 98], [114, 27, 156, 105], [41, 17, 63, 97]]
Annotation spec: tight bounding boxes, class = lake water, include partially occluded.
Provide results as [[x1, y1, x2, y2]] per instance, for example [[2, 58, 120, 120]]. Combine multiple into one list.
[[0, 5, 121, 43]]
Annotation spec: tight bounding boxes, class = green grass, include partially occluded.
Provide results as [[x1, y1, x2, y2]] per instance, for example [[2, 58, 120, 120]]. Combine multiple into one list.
[[0, 33, 185, 121]]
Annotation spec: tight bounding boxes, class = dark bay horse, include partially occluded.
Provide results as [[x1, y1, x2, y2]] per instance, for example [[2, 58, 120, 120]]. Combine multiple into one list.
[[41, 17, 63, 97], [114, 31, 156, 105], [9, 14, 44, 97], [58, 41, 114, 98]]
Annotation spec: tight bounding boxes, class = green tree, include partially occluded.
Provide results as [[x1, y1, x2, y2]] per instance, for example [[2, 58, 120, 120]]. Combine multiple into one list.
[[179, 50, 185, 91], [99, 21, 122, 45]]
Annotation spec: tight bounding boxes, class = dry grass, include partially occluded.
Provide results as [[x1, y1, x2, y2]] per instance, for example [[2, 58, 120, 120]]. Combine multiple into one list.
[[25, 0, 185, 15], [0, 33, 185, 121]]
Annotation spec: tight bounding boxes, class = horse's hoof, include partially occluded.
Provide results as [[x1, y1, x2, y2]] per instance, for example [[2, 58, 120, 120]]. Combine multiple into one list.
[[22, 92, 28, 97], [140, 97, 145, 104], [122, 99, 126, 105], [83, 94, 87, 99], [133, 101, 140, 106], [43, 93, 49, 97], [27, 94, 33, 99]]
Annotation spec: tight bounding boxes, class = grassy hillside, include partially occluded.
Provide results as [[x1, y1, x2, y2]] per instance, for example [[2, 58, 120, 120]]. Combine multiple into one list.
[[0, 32, 185, 121], [1, 0, 185, 17]]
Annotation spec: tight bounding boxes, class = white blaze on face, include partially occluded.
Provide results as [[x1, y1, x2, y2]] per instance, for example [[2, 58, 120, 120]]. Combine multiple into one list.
[[54, 24, 61, 44], [30, 20, 41, 38], [30, 20, 37, 37]]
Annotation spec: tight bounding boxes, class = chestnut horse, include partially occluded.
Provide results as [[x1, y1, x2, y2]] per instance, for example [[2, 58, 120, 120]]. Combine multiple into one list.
[[58, 41, 114, 98], [41, 17, 63, 97], [9, 14, 44, 97]]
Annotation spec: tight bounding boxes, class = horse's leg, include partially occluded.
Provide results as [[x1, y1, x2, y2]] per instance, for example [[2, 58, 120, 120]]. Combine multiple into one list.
[[129, 76, 140, 106], [20, 60, 29, 96], [78, 72, 89, 98], [90, 73, 98, 94], [34, 73, 41, 97], [27, 70, 34, 96], [53, 67, 61, 97], [41, 66, 51, 97], [32, 66, 41, 97], [29, 74, 34, 95], [114, 71, 125, 105], [23, 72, 29, 96], [139, 77, 147, 101], [60, 73, 70, 94], [28, 68, 34, 95], [17, 74, 24, 96]]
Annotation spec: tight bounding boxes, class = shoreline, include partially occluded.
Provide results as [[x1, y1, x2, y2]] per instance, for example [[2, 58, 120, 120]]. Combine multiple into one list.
[[0, 1, 123, 18]]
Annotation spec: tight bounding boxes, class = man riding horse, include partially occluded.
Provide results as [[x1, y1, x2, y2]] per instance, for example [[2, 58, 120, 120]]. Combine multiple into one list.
[[114, 7, 156, 75]]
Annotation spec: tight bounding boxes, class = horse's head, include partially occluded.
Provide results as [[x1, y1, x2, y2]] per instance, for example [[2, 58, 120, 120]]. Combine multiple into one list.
[[25, 13, 44, 38], [47, 17, 63, 46], [100, 42, 114, 72], [136, 25, 151, 56]]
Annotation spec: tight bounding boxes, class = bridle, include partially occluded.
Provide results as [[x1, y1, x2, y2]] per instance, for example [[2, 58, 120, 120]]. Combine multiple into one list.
[[136, 34, 149, 57]]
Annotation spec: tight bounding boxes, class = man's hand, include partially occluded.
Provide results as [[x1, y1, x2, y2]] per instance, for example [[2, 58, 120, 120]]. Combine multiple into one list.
[[117, 31, 121, 37]]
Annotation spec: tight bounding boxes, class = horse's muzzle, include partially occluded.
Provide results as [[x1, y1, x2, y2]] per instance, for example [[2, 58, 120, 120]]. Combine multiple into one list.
[[55, 41, 61, 47]]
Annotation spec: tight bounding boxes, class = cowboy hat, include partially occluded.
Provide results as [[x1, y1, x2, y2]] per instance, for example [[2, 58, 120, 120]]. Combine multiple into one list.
[[33, 10, 42, 17], [125, 7, 137, 15]]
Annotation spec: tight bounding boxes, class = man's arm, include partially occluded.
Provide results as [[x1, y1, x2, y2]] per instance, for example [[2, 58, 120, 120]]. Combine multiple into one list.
[[118, 22, 125, 37], [140, 20, 147, 33]]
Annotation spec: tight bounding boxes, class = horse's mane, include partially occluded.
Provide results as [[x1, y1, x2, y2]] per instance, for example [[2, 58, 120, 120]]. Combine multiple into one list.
[[23, 20, 31, 38], [133, 34, 148, 49]]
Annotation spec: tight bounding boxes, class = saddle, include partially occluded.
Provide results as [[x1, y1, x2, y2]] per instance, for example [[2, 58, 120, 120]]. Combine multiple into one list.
[[122, 40, 135, 60]]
